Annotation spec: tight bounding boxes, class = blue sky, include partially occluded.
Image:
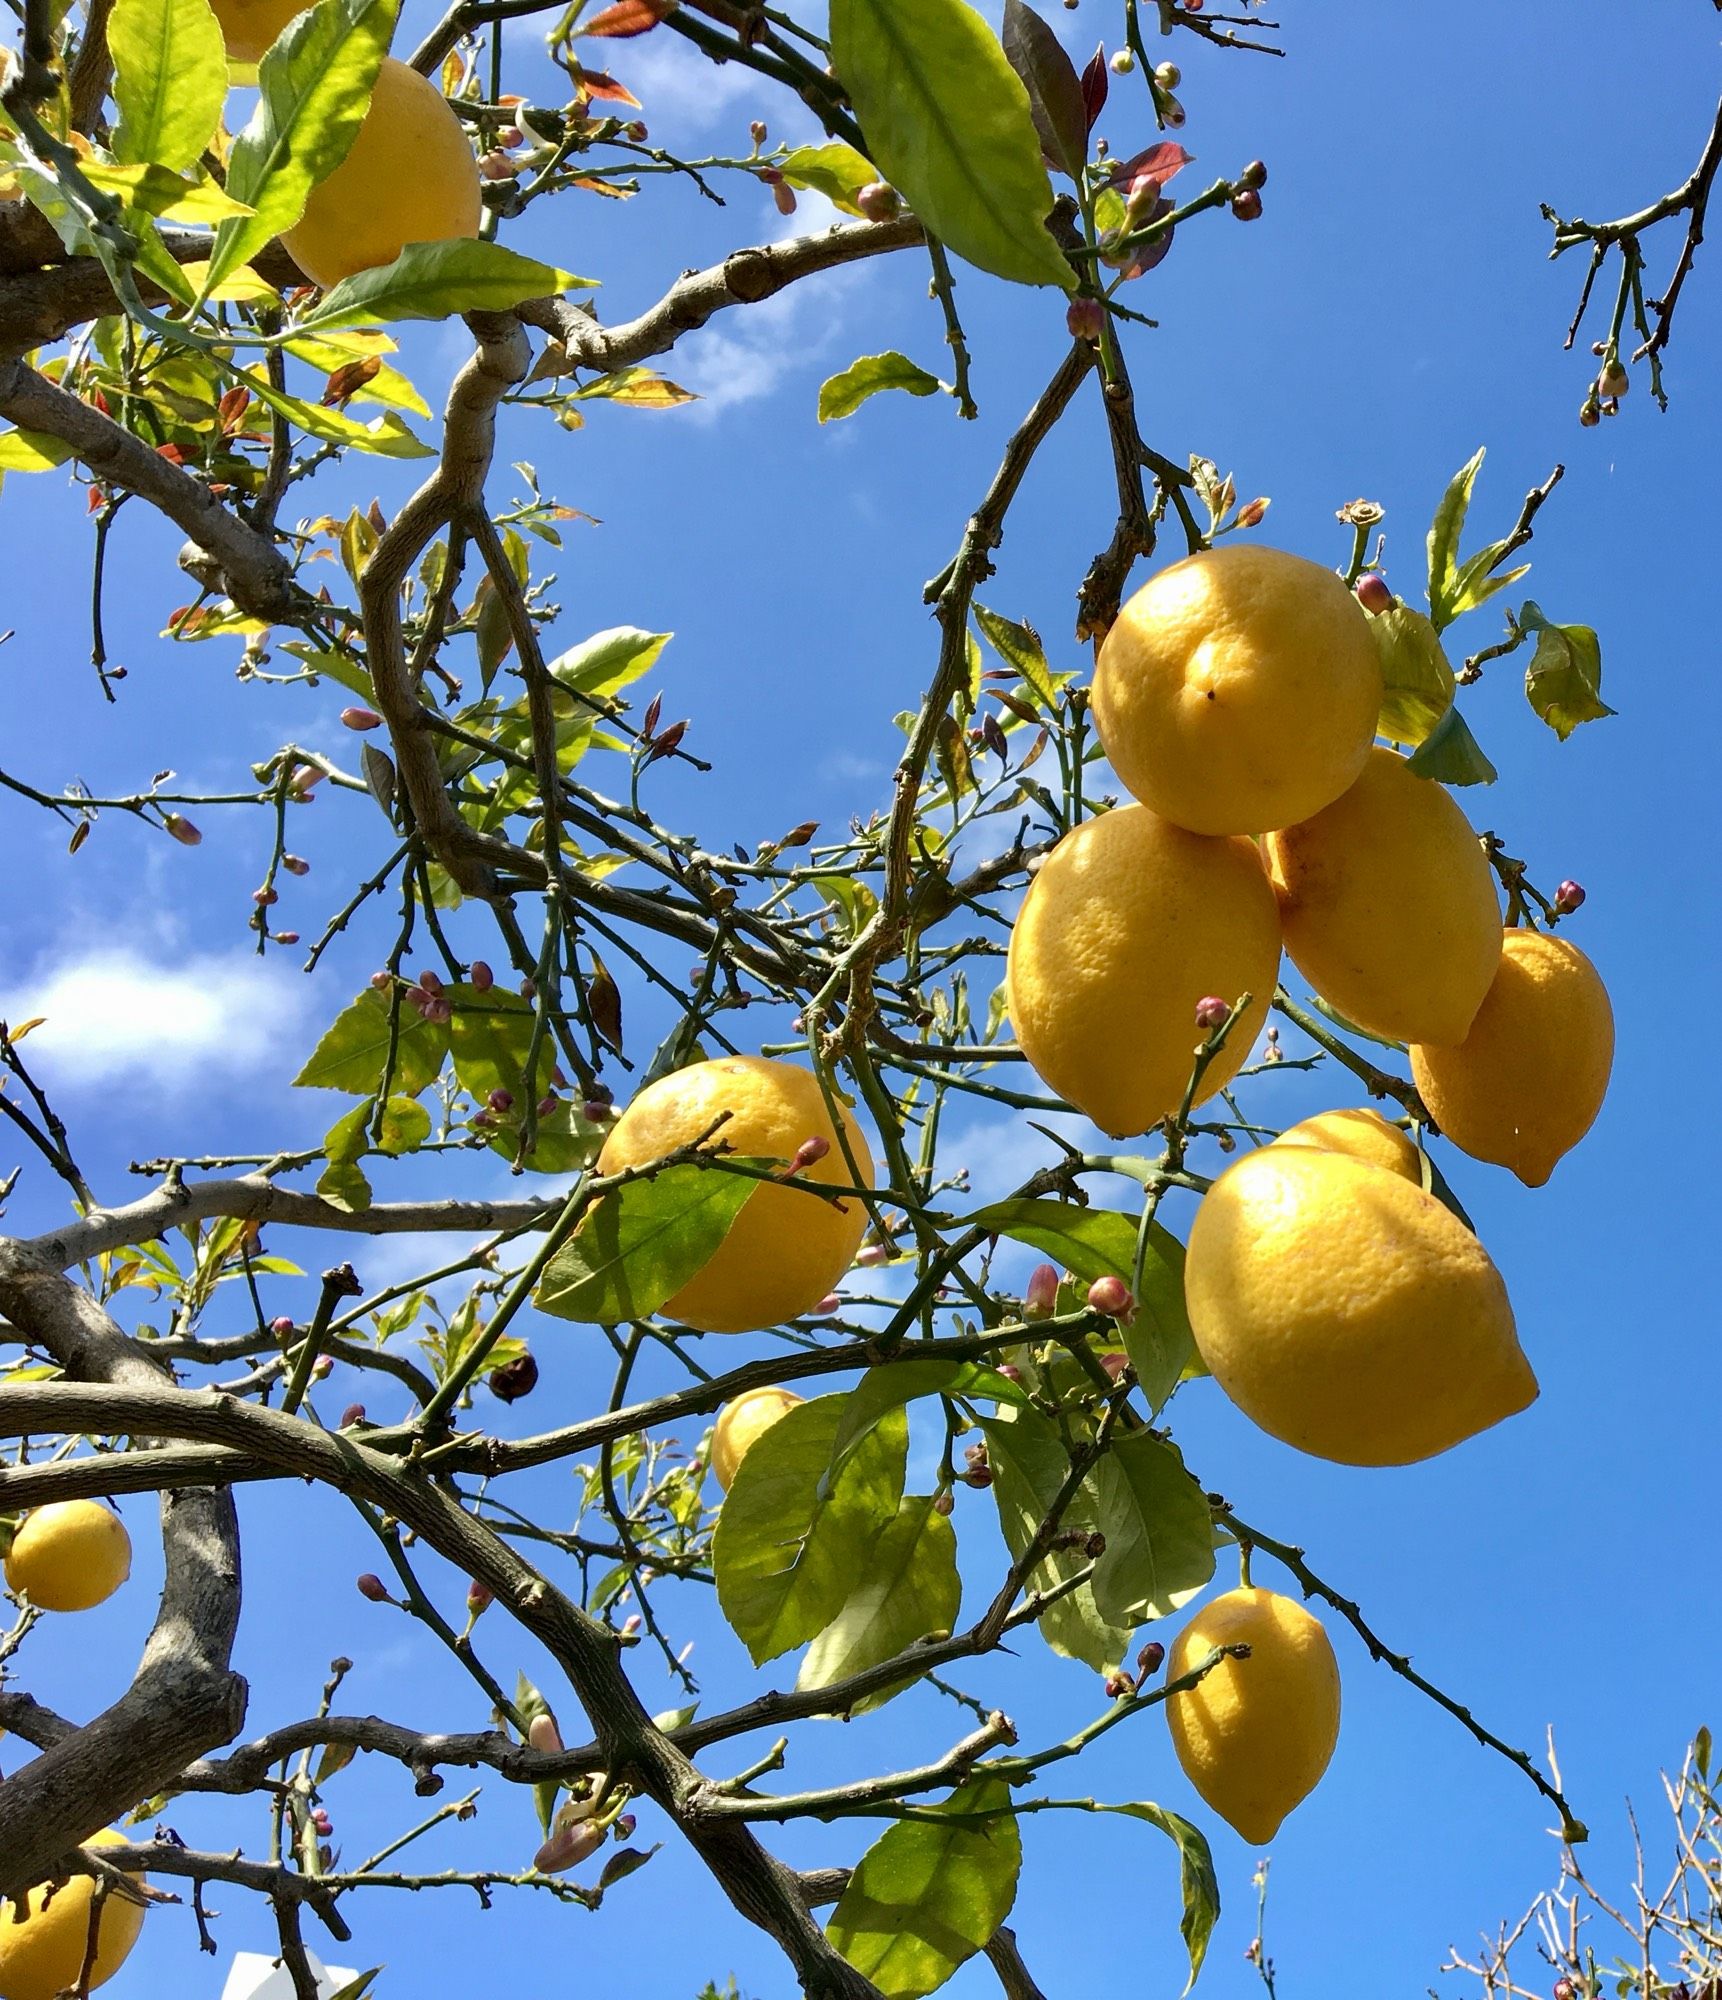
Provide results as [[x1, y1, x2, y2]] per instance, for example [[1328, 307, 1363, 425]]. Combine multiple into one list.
[[3, 1, 1719, 1995]]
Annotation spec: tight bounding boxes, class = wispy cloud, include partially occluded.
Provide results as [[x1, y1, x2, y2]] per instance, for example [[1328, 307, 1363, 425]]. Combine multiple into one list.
[[2, 947, 316, 1089]]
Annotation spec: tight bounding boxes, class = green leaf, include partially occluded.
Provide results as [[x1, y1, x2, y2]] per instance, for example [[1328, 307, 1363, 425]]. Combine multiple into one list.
[[713, 1395, 908, 1666], [447, 983, 536, 1101], [979, 1407, 1131, 1672], [534, 1164, 754, 1324], [1426, 447, 1484, 632], [298, 239, 593, 329], [831, 1360, 1028, 1483], [1368, 603, 1455, 750], [828, 0, 1074, 290], [240, 364, 434, 457], [293, 987, 449, 1096], [376, 1094, 431, 1155], [548, 626, 671, 703], [109, 0, 226, 174], [206, 0, 400, 294], [1444, 547, 1531, 624], [818, 351, 945, 423], [1520, 600, 1615, 740], [973, 601, 1062, 709], [796, 1495, 961, 1708], [1107, 1802, 1219, 1988], [827, 1778, 1021, 1998], [1405, 702, 1498, 787], [1088, 1431, 1214, 1628], [778, 140, 879, 215]]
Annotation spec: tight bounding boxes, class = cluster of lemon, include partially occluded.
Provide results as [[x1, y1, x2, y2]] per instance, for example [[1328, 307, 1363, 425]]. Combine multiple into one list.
[[2, 1503, 145, 1999]]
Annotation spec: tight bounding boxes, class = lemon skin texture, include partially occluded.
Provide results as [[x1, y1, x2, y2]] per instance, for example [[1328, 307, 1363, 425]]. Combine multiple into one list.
[[1184, 1146, 1536, 1466], [4, 1500, 132, 1612], [597, 1057, 874, 1334], [1266, 746, 1502, 1047], [710, 1387, 804, 1492], [0, 1830, 146, 2000], [207, 0, 304, 60], [282, 58, 482, 289], [1411, 928, 1614, 1188], [1006, 805, 1280, 1137], [1273, 1106, 1420, 1183], [1167, 1587, 1340, 1844], [1091, 544, 1382, 837]]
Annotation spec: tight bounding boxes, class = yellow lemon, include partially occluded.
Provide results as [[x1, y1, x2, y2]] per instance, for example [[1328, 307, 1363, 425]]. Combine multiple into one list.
[[207, 0, 304, 60], [1272, 1106, 1420, 1183], [0, 1830, 146, 1999], [1090, 544, 1382, 836], [4, 1501, 132, 1612], [282, 58, 482, 289], [1006, 805, 1280, 1137], [1167, 1586, 1340, 1844], [710, 1386, 804, 1492], [1411, 928, 1613, 1188], [1184, 1146, 1536, 1465], [597, 1058, 873, 1334], [1266, 746, 1502, 1047]]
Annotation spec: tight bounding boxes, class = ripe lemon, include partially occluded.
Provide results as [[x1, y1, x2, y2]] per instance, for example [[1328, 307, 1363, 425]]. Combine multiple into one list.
[[282, 58, 482, 289], [1266, 747, 1501, 1047], [1090, 545, 1382, 836], [206, 0, 304, 60], [1184, 1145, 1535, 1465], [0, 1829, 146, 1999], [1411, 928, 1613, 1188], [1006, 805, 1280, 1137], [710, 1386, 804, 1492], [597, 1058, 873, 1334], [1273, 1106, 1419, 1183], [1168, 1586, 1340, 1843], [4, 1500, 132, 1612]]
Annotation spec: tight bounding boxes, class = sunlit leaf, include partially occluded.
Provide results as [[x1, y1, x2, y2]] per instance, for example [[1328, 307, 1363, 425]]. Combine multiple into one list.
[[535, 1163, 754, 1324], [1369, 602, 1456, 750], [1405, 701, 1498, 786], [298, 240, 594, 329], [778, 140, 878, 215], [110, 0, 226, 173], [1088, 1430, 1214, 1627], [1520, 600, 1614, 739], [1426, 447, 1483, 632], [572, 366, 698, 408], [294, 987, 449, 1095], [818, 351, 944, 423], [796, 1495, 960, 1707]]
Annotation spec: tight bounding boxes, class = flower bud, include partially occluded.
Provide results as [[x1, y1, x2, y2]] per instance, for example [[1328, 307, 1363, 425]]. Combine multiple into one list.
[[470, 960, 495, 992], [750, 120, 767, 145], [1160, 95, 1185, 127], [356, 1572, 390, 1602], [254, 886, 278, 906], [280, 854, 310, 877], [527, 1711, 564, 1756], [1553, 1982, 1575, 2000], [312, 1807, 333, 1835], [1355, 570, 1393, 614], [1137, 1640, 1165, 1677], [1087, 1274, 1136, 1322], [1099, 1350, 1131, 1382], [1553, 879, 1586, 914], [933, 1489, 955, 1516], [582, 1099, 615, 1123], [339, 1403, 366, 1429], [271, 1316, 296, 1338], [1104, 1671, 1133, 1698], [856, 181, 901, 222], [1579, 399, 1601, 429], [614, 1815, 637, 1841], [312, 1355, 334, 1379], [488, 1088, 515, 1113], [423, 995, 452, 1026], [537, 1093, 558, 1118], [963, 1464, 994, 1489], [1230, 188, 1263, 222], [533, 1816, 606, 1875], [1110, 46, 1134, 72], [1154, 61, 1180, 87], [1235, 497, 1270, 529], [164, 813, 203, 847], [467, 1578, 493, 1615], [341, 706, 382, 731], [1066, 296, 1106, 343], [856, 1242, 889, 1268], [1194, 994, 1231, 1031], [520, 975, 537, 1001], [1598, 358, 1629, 399], [813, 1292, 842, 1315], [996, 1362, 1024, 1383], [1238, 159, 1268, 190], [489, 1352, 540, 1403], [1023, 1262, 1060, 1320], [788, 1134, 830, 1173], [772, 179, 797, 217], [370, 970, 391, 990]]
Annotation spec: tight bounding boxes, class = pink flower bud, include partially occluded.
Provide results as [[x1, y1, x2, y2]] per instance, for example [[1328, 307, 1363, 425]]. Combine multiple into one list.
[[772, 179, 797, 217], [527, 1711, 564, 1756], [1066, 296, 1106, 343], [470, 960, 495, 992], [856, 180, 900, 222], [812, 1292, 842, 1316], [1105, 1671, 1133, 1698], [533, 1817, 605, 1876], [520, 976, 536, 1001], [271, 1316, 296, 1338], [582, 1099, 614, 1124], [313, 1356, 334, 1380], [1023, 1263, 1060, 1321], [614, 1814, 636, 1840], [467, 1578, 493, 1615], [963, 1464, 994, 1489], [423, 996, 452, 1027], [312, 1808, 333, 1835], [272, 931, 301, 946], [1235, 497, 1269, 528], [417, 969, 443, 996], [253, 887, 277, 906], [290, 764, 322, 794], [488, 1088, 515, 1113], [282, 854, 310, 875], [357, 1572, 390, 1602], [933, 1489, 955, 1516], [339, 1403, 366, 1428], [620, 1614, 641, 1636], [996, 1362, 1024, 1383], [1137, 1639, 1165, 1676], [1355, 571, 1393, 614], [164, 813, 202, 847], [1194, 994, 1231, 1031], [788, 1134, 830, 1173], [370, 971, 391, 989], [537, 1093, 558, 1118], [341, 706, 382, 731], [1598, 358, 1629, 399], [1230, 188, 1262, 222], [1087, 1274, 1136, 1322], [749, 120, 767, 145], [855, 1242, 889, 1268], [1099, 1350, 1131, 1381], [1554, 879, 1586, 914]]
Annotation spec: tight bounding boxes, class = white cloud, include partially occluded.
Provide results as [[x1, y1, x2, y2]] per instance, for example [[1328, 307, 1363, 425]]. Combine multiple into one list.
[[678, 263, 852, 415], [2, 947, 316, 1088]]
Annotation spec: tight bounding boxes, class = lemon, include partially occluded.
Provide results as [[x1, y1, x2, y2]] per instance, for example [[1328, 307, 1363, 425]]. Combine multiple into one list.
[[1168, 1586, 1340, 1844], [1266, 746, 1501, 1046], [1184, 1145, 1535, 1465], [1090, 545, 1382, 836], [282, 58, 482, 290], [4, 1501, 132, 1612], [206, 0, 303, 60], [597, 1058, 873, 1334], [0, 1830, 146, 2000], [1273, 1106, 1419, 1183], [1006, 805, 1280, 1137], [1411, 928, 1613, 1188], [710, 1386, 804, 1492]]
